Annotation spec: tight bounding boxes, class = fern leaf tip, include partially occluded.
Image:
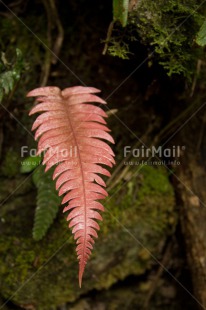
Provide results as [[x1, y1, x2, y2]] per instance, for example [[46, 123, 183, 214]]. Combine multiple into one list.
[[79, 263, 86, 288]]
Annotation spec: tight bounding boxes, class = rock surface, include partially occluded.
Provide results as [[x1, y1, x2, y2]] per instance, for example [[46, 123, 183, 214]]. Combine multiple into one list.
[[0, 165, 175, 309]]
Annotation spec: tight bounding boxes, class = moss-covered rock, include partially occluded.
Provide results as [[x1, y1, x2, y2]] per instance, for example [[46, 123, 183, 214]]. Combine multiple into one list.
[[0, 165, 176, 309], [108, 0, 206, 78], [68, 276, 190, 310]]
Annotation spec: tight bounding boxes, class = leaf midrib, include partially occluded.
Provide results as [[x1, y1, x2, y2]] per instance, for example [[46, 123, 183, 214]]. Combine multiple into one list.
[[64, 100, 87, 270]]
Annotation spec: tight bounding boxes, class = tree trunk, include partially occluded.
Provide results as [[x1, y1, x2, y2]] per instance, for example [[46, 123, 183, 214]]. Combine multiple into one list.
[[175, 111, 206, 308]]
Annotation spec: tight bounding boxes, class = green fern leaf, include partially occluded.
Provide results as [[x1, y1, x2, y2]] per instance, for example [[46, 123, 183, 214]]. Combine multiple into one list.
[[32, 165, 61, 241], [0, 71, 14, 95], [0, 48, 25, 102], [196, 20, 206, 46], [20, 155, 42, 173], [113, 0, 129, 27]]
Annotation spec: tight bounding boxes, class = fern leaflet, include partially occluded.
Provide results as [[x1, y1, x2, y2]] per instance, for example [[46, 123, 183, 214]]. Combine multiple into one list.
[[32, 165, 61, 241], [20, 155, 61, 240]]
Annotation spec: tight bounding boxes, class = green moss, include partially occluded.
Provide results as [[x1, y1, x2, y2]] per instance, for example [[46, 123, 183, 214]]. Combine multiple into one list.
[[0, 165, 176, 309], [108, 0, 205, 78], [0, 213, 79, 308], [138, 165, 173, 195], [1, 149, 21, 178], [91, 165, 176, 289], [105, 165, 175, 233], [108, 39, 131, 59]]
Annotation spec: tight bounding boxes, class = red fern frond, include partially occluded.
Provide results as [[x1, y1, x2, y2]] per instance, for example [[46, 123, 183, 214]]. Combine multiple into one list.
[[27, 86, 115, 287]]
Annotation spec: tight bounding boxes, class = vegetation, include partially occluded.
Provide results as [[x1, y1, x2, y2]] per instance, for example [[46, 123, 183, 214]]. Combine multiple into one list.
[[0, 48, 26, 102], [108, 0, 206, 78], [0, 0, 205, 308], [21, 156, 61, 241]]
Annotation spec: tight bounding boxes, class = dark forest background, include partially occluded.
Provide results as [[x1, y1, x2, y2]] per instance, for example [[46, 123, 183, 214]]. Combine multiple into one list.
[[1, 1, 206, 309]]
